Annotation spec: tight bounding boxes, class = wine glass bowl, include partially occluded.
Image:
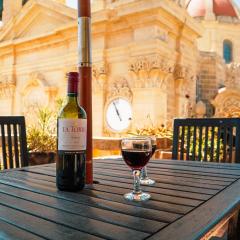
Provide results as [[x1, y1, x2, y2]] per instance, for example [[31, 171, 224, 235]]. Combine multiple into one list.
[[140, 135, 157, 186], [151, 139, 157, 155], [121, 137, 152, 201]]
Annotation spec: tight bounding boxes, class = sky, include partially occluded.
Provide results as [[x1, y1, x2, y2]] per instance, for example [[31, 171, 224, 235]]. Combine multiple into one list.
[[234, 0, 240, 7], [66, 0, 77, 9], [67, 0, 240, 9]]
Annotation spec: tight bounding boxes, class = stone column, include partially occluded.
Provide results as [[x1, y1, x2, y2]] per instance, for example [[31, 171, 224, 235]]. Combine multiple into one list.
[[204, 0, 216, 21], [45, 87, 58, 108], [92, 0, 106, 12]]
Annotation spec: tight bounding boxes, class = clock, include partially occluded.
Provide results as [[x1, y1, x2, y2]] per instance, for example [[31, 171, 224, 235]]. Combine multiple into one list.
[[106, 98, 132, 132]]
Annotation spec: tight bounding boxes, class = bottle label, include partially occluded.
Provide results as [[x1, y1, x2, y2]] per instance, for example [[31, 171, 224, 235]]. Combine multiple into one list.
[[58, 119, 87, 151]]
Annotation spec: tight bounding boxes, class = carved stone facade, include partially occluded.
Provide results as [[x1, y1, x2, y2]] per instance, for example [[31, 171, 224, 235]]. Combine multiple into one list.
[[21, 72, 58, 114], [92, 63, 107, 94], [0, 0, 204, 136], [212, 90, 240, 118], [106, 76, 133, 102], [128, 54, 173, 89], [92, 0, 200, 135], [0, 82, 15, 99], [209, 63, 240, 117], [198, 53, 240, 117], [225, 64, 240, 89]]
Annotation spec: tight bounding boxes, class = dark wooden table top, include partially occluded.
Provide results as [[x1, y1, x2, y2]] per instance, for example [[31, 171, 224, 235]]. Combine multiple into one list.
[[0, 158, 239, 240]]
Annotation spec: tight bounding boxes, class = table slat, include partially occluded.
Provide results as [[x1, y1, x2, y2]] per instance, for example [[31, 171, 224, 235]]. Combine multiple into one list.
[[0, 219, 44, 240], [93, 161, 240, 176], [0, 183, 165, 234], [0, 203, 101, 240], [0, 192, 151, 240], [0, 175, 180, 223], [0, 171, 196, 212], [148, 179, 240, 240], [0, 158, 239, 240]]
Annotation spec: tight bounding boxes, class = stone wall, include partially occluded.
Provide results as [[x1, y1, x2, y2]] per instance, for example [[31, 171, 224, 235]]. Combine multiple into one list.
[[197, 51, 226, 116], [197, 51, 240, 118], [0, 0, 202, 137], [198, 21, 240, 63]]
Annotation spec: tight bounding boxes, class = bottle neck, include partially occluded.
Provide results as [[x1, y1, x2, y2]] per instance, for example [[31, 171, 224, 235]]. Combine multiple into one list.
[[67, 80, 78, 102], [67, 93, 78, 100]]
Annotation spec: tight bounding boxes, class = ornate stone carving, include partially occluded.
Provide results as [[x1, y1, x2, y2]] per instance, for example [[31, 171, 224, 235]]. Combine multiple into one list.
[[29, 72, 49, 86], [213, 89, 240, 118], [173, 64, 184, 80], [107, 76, 132, 101], [217, 16, 240, 24], [173, 64, 194, 82], [215, 98, 240, 117], [22, 72, 51, 114], [0, 83, 15, 99], [22, 71, 49, 96], [128, 54, 173, 88], [0, 75, 16, 99], [92, 63, 107, 93], [174, 64, 196, 96], [225, 63, 240, 88]]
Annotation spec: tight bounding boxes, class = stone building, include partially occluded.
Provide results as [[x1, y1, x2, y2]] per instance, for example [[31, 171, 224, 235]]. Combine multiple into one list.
[[0, 0, 239, 137], [187, 0, 240, 117]]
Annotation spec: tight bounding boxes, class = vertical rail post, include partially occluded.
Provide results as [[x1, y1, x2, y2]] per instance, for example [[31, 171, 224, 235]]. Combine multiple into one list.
[[78, 0, 93, 184]]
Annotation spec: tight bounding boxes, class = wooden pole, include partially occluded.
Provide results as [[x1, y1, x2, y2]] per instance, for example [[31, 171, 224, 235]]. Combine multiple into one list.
[[77, 0, 93, 184]]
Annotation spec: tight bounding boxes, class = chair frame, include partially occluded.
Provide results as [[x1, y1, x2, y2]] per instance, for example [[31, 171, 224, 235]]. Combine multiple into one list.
[[172, 118, 240, 163], [0, 116, 28, 169]]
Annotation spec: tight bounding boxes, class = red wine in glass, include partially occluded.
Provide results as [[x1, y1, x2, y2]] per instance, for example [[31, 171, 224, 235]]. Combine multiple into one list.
[[152, 144, 157, 156], [121, 137, 152, 201], [122, 150, 152, 170], [140, 136, 156, 186]]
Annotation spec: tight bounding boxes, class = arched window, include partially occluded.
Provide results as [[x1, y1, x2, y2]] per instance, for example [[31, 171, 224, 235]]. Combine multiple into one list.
[[223, 40, 233, 64]]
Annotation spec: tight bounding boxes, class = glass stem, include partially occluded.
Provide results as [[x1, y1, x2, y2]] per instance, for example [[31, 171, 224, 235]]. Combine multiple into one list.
[[133, 170, 141, 194], [141, 166, 148, 179]]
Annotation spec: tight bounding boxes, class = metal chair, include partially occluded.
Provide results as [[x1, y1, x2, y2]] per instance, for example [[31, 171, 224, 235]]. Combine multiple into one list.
[[172, 118, 240, 163], [0, 116, 28, 169]]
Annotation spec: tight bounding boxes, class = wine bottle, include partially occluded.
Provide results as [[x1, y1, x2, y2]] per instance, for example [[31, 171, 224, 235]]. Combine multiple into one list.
[[56, 72, 87, 191]]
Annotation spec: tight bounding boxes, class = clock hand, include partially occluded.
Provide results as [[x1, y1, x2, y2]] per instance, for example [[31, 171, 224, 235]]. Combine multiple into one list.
[[113, 101, 122, 121]]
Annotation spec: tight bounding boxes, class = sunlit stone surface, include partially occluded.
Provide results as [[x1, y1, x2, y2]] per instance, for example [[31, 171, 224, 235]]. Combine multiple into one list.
[[0, 0, 239, 137]]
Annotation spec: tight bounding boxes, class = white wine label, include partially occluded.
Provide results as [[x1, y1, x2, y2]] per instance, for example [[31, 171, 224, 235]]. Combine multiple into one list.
[[58, 119, 87, 151]]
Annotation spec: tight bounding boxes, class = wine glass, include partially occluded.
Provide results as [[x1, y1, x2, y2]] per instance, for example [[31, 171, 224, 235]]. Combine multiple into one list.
[[140, 135, 156, 185], [121, 137, 152, 201]]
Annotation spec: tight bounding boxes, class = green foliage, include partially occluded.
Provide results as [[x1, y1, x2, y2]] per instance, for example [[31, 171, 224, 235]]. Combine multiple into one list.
[[27, 107, 56, 152], [180, 127, 224, 161], [127, 114, 173, 138], [128, 125, 173, 139], [26, 99, 64, 152]]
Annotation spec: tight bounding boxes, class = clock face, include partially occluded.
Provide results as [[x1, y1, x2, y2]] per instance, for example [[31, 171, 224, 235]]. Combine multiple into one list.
[[106, 98, 132, 132]]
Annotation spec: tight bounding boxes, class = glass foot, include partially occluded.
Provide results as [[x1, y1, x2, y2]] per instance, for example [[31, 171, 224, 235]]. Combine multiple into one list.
[[124, 191, 151, 201], [140, 177, 155, 185]]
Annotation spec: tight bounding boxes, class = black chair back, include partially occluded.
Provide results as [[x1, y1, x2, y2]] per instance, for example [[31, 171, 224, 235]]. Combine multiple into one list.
[[172, 118, 240, 163], [0, 116, 28, 169]]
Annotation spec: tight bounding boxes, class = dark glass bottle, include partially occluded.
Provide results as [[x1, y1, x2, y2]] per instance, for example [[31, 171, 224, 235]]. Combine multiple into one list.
[[56, 72, 87, 191]]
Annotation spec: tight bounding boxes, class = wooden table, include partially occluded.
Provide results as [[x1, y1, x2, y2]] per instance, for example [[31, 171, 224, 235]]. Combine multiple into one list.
[[0, 158, 239, 240]]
